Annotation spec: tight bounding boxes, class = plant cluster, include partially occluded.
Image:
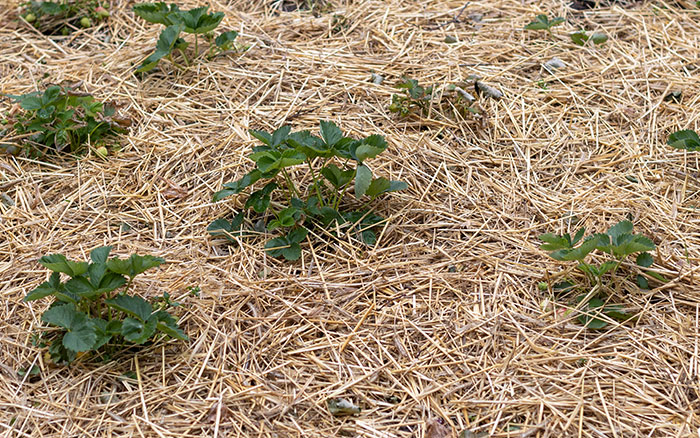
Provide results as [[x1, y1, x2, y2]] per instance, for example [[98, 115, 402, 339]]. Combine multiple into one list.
[[524, 14, 564, 37], [25, 246, 187, 364], [20, 0, 110, 35], [3, 85, 128, 157], [539, 220, 663, 329], [209, 121, 407, 260], [133, 2, 239, 72], [389, 77, 500, 118]]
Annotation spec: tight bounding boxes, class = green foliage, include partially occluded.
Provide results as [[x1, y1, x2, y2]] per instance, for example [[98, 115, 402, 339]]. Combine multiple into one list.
[[539, 220, 663, 329], [389, 77, 434, 116], [20, 0, 109, 35], [25, 246, 187, 365], [667, 129, 700, 151], [209, 121, 407, 261], [389, 77, 480, 118], [4, 86, 126, 157], [524, 14, 564, 36], [133, 3, 238, 72], [570, 30, 608, 46]]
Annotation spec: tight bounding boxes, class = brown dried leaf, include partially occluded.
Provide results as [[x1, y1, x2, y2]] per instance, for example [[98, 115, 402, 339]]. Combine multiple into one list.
[[426, 418, 452, 438]]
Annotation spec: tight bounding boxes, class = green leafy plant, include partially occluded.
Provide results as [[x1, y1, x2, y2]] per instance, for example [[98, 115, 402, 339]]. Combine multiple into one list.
[[389, 77, 482, 118], [3, 85, 128, 157], [539, 220, 663, 329], [570, 30, 608, 46], [524, 14, 565, 37], [25, 246, 187, 365], [134, 3, 239, 72], [209, 121, 407, 261], [667, 129, 700, 151], [389, 77, 434, 116], [20, 0, 110, 36]]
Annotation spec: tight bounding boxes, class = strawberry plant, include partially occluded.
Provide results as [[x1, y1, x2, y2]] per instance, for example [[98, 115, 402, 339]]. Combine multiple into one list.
[[524, 14, 564, 37], [20, 0, 110, 36], [133, 3, 239, 72], [539, 220, 664, 329], [388, 77, 482, 118], [3, 85, 128, 157], [209, 121, 407, 261], [25, 246, 187, 365]]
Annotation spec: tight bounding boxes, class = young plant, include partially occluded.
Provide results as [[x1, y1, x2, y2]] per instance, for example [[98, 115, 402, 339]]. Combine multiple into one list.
[[209, 121, 407, 261], [389, 77, 488, 119], [133, 3, 239, 72], [524, 14, 565, 37], [667, 129, 700, 151], [570, 30, 608, 46], [25, 246, 187, 365], [4, 85, 128, 157], [389, 77, 434, 117], [20, 0, 110, 36], [539, 220, 663, 329]]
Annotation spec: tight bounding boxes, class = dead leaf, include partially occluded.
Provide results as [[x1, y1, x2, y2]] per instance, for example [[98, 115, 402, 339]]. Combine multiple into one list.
[[327, 398, 361, 416], [426, 418, 452, 438], [161, 178, 188, 200]]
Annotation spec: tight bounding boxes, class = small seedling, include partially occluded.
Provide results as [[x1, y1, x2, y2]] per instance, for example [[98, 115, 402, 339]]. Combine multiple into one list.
[[389, 77, 434, 116], [389, 77, 484, 118], [667, 129, 700, 151], [524, 14, 565, 37], [25, 246, 187, 365], [209, 121, 407, 261], [3, 85, 128, 157], [20, 0, 109, 35], [134, 3, 239, 72], [539, 220, 664, 328], [570, 30, 608, 46]]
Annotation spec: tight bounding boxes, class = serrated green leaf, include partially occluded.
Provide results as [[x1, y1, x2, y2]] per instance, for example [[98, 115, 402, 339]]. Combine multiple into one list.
[[667, 129, 700, 151], [105, 295, 153, 321], [90, 246, 112, 264], [636, 252, 654, 268], [355, 165, 372, 198], [319, 120, 343, 147], [133, 2, 181, 25], [64, 277, 97, 299], [215, 30, 238, 49], [24, 272, 61, 302], [38, 254, 89, 277], [62, 324, 97, 353], [121, 315, 157, 344]]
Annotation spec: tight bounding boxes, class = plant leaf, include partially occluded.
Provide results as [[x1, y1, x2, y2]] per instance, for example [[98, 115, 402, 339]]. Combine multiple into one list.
[[215, 30, 238, 49], [636, 252, 654, 268], [667, 129, 700, 151], [24, 272, 61, 302], [38, 254, 89, 277], [90, 246, 112, 264], [354, 164, 372, 198], [133, 2, 181, 25], [121, 315, 157, 344], [105, 295, 153, 321], [319, 120, 343, 147]]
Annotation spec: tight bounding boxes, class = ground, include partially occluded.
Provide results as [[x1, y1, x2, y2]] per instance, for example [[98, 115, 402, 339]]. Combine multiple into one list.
[[1, 0, 699, 437]]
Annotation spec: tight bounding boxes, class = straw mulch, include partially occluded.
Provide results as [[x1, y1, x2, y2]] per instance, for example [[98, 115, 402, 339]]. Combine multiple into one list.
[[1, 0, 699, 436]]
